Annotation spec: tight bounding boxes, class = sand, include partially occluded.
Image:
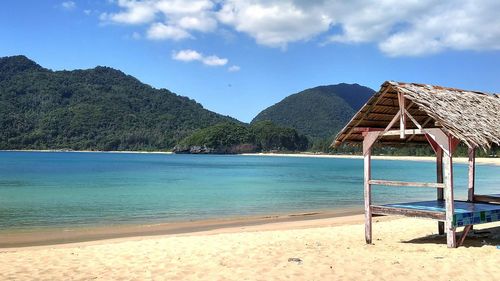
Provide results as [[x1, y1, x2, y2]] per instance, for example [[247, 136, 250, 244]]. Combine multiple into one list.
[[4, 150, 498, 166], [242, 153, 500, 166], [2, 215, 499, 281]]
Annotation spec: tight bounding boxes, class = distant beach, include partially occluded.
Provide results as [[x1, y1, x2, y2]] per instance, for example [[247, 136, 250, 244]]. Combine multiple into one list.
[[1, 149, 173, 154], [3, 150, 498, 166], [242, 152, 500, 166]]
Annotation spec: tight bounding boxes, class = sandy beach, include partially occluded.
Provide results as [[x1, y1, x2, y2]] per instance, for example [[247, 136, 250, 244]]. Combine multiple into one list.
[[2, 215, 499, 281], [1, 149, 173, 154], [4, 150, 499, 166], [242, 153, 500, 166]]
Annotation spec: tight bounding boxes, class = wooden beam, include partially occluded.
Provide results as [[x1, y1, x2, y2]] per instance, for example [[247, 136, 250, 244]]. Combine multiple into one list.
[[425, 133, 440, 154], [383, 111, 401, 134], [364, 140, 372, 244], [407, 116, 433, 142], [427, 128, 456, 247], [458, 225, 473, 247], [425, 128, 452, 156], [363, 131, 381, 156], [404, 109, 423, 130], [383, 129, 425, 136], [371, 206, 446, 220], [443, 135, 457, 248], [468, 147, 476, 202], [354, 127, 385, 132], [473, 195, 500, 204], [436, 147, 445, 235], [368, 180, 444, 188], [340, 87, 391, 144], [398, 92, 406, 139]]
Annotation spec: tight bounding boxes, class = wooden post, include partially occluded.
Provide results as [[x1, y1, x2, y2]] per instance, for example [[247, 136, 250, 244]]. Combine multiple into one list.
[[362, 131, 379, 244], [443, 137, 456, 248], [436, 147, 445, 235], [398, 92, 406, 139], [425, 128, 457, 248], [468, 147, 476, 202], [364, 148, 372, 244]]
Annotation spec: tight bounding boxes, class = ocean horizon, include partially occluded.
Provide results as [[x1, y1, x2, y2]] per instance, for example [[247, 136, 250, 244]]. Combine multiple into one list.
[[0, 151, 499, 232]]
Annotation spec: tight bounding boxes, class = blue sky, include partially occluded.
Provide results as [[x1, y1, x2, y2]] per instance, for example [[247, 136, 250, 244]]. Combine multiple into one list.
[[1, 0, 499, 122]]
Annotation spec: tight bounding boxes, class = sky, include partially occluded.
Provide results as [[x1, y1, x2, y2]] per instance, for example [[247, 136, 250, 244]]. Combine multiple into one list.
[[1, 0, 499, 122]]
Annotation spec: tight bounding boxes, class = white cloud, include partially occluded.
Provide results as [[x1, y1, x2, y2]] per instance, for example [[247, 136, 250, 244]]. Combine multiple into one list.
[[217, 1, 332, 48], [228, 65, 240, 72], [102, 0, 500, 56], [178, 15, 217, 32], [172, 49, 203, 61], [100, 0, 158, 24], [101, 0, 217, 41], [61, 1, 76, 10], [83, 9, 92, 15], [172, 49, 228, 66], [202, 55, 228, 66], [147, 22, 192, 40]]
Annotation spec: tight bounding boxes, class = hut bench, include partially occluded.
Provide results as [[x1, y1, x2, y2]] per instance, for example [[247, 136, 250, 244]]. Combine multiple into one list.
[[333, 81, 500, 248], [373, 200, 500, 227]]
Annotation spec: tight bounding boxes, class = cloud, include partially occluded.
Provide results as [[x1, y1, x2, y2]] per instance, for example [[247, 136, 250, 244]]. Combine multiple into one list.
[[202, 55, 228, 66], [102, 0, 500, 56], [101, 0, 217, 41], [61, 1, 76, 10], [172, 49, 228, 66], [217, 1, 332, 48], [228, 65, 240, 72], [147, 22, 192, 40], [100, 0, 157, 24], [172, 49, 203, 61]]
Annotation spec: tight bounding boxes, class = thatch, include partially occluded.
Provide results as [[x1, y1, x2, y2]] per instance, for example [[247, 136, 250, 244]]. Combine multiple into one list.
[[334, 81, 500, 149]]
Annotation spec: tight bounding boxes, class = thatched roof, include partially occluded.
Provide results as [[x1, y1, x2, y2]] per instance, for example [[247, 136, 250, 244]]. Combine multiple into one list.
[[334, 81, 500, 149]]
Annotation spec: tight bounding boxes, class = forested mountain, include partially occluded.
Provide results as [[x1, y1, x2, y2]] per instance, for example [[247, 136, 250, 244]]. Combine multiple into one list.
[[0, 55, 238, 151], [252, 84, 375, 139]]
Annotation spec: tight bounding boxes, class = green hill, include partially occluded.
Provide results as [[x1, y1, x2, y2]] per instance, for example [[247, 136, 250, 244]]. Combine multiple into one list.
[[251, 84, 375, 139], [0, 55, 238, 151], [174, 121, 309, 154]]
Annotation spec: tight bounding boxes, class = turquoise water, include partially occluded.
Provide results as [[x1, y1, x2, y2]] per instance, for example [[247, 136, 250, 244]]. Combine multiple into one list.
[[0, 151, 498, 231]]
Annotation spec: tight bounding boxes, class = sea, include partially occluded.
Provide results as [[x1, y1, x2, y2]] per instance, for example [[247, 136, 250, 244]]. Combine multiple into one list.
[[0, 151, 498, 231]]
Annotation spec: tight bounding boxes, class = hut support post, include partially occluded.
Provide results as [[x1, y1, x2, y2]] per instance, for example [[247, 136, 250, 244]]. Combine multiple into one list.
[[397, 92, 406, 139], [466, 146, 476, 233], [425, 129, 457, 248], [363, 131, 380, 244], [443, 143, 456, 248], [468, 147, 476, 202], [436, 148, 444, 235]]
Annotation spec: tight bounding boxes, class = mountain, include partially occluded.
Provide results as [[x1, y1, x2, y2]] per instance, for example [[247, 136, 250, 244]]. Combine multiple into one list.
[[0, 55, 238, 151], [251, 83, 375, 139]]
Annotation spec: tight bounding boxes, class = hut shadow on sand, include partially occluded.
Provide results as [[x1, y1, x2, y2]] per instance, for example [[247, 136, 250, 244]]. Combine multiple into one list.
[[402, 226, 500, 248]]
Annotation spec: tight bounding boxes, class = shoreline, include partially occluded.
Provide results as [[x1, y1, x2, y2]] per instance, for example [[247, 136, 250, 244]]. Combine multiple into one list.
[[241, 152, 500, 166], [2, 216, 499, 280], [2, 149, 498, 165], [0, 208, 363, 249], [0, 149, 173, 154]]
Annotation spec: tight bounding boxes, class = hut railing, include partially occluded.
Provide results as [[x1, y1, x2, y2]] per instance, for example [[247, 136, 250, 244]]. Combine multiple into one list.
[[368, 180, 445, 188]]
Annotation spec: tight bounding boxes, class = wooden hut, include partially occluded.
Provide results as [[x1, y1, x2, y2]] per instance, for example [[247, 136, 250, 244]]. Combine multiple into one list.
[[334, 81, 500, 248]]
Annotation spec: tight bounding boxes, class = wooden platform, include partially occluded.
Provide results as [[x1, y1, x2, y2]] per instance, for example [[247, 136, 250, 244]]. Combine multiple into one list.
[[372, 200, 500, 227]]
